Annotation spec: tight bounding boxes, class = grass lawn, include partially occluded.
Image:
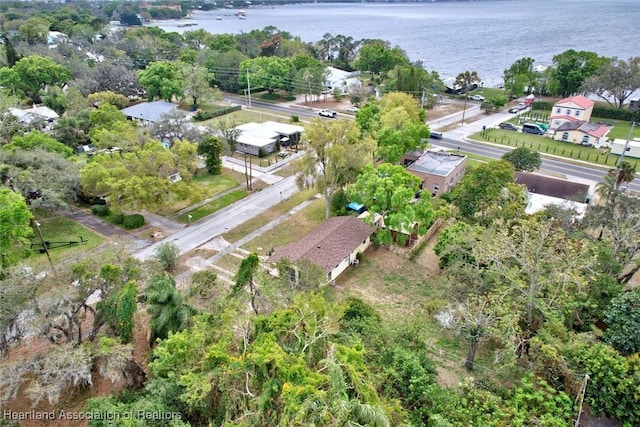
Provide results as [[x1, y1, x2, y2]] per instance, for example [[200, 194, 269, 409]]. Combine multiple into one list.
[[241, 198, 326, 253], [478, 87, 506, 100], [222, 189, 318, 243], [201, 107, 301, 128], [193, 169, 244, 192], [594, 117, 640, 140], [176, 189, 247, 223], [26, 211, 104, 267], [159, 170, 245, 216], [471, 128, 621, 167]]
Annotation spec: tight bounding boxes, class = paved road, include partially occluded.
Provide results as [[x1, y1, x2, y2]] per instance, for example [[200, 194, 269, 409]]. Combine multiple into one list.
[[134, 175, 299, 261]]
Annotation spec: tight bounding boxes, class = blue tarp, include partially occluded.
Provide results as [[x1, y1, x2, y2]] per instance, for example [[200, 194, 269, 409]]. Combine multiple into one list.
[[347, 202, 365, 213]]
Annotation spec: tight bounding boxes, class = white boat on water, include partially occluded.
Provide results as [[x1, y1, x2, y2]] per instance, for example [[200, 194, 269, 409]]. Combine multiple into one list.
[[235, 9, 246, 19]]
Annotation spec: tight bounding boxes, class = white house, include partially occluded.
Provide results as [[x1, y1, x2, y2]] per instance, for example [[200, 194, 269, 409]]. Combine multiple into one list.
[[8, 105, 59, 125], [611, 138, 640, 159], [120, 101, 178, 125], [234, 121, 304, 156], [324, 67, 361, 95], [549, 95, 595, 130]]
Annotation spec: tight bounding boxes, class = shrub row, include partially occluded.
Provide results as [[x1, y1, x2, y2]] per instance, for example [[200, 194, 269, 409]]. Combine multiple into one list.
[[192, 105, 241, 121], [90, 205, 145, 229]]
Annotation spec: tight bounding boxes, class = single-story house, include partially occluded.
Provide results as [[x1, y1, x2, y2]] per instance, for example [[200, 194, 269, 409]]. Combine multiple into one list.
[[549, 95, 595, 130], [120, 100, 178, 125], [403, 150, 467, 195], [234, 121, 304, 156], [268, 216, 375, 282], [515, 172, 591, 217], [324, 67, 362, 94], [8, 105, 59, 125], [553, 120, 611, 147], [610, 138, 640, 159]]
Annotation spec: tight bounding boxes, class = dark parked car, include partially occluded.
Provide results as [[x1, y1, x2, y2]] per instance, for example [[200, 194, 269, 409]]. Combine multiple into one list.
[[429, 131, 443, 139], [498, 122, 518, 131]]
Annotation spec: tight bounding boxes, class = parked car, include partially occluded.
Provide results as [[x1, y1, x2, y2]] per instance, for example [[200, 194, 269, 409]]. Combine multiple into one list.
[[277, 151, 289, 158], [470, 94, 485, 101], [429, 131, 443, 139], [319, 109, 337, 118], [522, 123, 545, 135], [498, 122, 518, 131], [346, 106, 360, 113], [517, 102, 527, 109], [508, 106, 522, 113]]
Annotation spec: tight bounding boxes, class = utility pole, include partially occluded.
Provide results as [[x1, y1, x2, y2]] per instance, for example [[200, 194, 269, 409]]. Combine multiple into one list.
[[33, 219, 53, 268], [246, 68, 252, 109]]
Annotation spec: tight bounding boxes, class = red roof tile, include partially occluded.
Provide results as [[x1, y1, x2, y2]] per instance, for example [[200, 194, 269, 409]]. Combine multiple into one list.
[[268, 216, 375, 274], [554, 95, 594, 109]]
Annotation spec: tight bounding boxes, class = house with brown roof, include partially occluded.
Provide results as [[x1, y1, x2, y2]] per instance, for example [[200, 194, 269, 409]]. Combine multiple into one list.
[[267, 216, 375, 282], [553, 120, 611, 147], [549, 95, 595, 130], [515, 172, 592, 217]]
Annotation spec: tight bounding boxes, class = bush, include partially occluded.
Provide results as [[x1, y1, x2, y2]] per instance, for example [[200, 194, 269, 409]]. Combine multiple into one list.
[[153, 242, 180, 272], [123, 214, 145, 229], [291, 115, 299, 123], [260, 93, 280, 101], [91, 204, 109, 216], [283, 95, 296, 101], [192, 105, 241, 122], [110, 213, 125, 224]]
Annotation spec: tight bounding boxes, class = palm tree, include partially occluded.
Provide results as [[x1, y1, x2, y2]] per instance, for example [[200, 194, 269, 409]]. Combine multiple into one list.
[[610, 161, 637, 189], [455, 70, 480, 125], [145, 274, 198, 345]]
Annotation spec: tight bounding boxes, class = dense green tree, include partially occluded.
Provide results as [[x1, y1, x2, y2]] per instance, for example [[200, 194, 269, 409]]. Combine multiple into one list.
[[205, 49, 248, 92], [178, 62, 217, 107], [0, 55, 72, 103], [434, 221, 485, 269], [197, 136, 223, 175], [571, 342, 640, 426], [0, 189, 33, 269], [88, 104, 127, 131], [355, 40, 410, 80], [208, 34, 239, 53], [349, 163, 434, 246], [501, 147, 542, 172], [80, 140, 198, 211], [295, 118, 374, 219], [548, 49, 607, 97], [603, 289, 640, 355], [97, 282, 137, 344], [87, 91, 129, 109], [503, 57, 537, 98], [0, 148, 80, 209], [18, 17, 50, 45], [137, 61, 183, 102], [450, 160, 517, 225], [238, 56, 294, 95], [145, 274, 197, 345], [582, 56, 640, 108], [474, 216, 594, 359], [153, 242, 180, 273], [4, 130, 73, 157]]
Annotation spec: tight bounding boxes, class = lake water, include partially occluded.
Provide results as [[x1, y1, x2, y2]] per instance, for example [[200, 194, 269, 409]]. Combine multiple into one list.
[[149, 0, 640, 87]]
